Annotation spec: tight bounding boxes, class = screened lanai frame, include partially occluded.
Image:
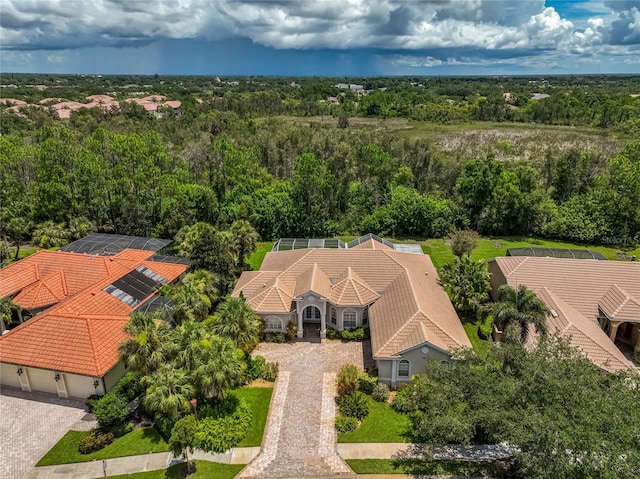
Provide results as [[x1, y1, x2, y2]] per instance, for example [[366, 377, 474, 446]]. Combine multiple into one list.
[[506, 247, 607, 260], [60, 233, 172, 256]]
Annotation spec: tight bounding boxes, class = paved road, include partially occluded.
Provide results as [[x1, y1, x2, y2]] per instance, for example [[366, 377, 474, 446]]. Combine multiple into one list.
[[239, 340, 369, 478], [0, 387, 95, 479]]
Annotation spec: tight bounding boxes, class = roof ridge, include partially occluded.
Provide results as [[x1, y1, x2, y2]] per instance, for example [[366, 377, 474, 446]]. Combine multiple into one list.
[[565, 325, 632, 370], [86, 318, 102, 376], [376, 310, 421, 357], [505, 256, 530, 278]]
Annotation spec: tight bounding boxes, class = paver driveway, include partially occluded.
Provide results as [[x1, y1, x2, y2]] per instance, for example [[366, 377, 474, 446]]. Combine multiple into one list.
[[239, 339, 371, 478], [0, 387, 95, 479]]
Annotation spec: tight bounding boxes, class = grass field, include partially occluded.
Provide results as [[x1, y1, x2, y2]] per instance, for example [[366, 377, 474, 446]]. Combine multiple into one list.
[[233, 387, 273, 447], [346, 458, 494, 476], [103, 460, 244, 479], [462, 317, 494, 358], [36, 428, 168, 466], [338, 396, 411, 443], [247, 241, 274, 271], [421, 236, 640, 268]]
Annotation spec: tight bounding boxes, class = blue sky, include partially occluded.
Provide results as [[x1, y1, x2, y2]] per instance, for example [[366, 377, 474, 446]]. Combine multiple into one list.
[[1, 1, 639, 75]]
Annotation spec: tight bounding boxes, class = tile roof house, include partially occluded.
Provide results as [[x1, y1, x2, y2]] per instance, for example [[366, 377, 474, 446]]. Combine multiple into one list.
[[488, 256, 639, 373], [0, 248, 187, 398], [232, 235, 471, 386]]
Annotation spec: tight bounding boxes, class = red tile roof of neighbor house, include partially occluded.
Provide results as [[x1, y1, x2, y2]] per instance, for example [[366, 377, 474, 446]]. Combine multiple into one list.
[[0, 249, 187, 376], [233, 247, 471, 358], [489, 256, 639, 373]]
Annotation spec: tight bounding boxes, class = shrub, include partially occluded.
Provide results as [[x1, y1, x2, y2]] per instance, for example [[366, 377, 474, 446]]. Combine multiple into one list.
[[78, 430, 115, 454], [357, 372, 377, 394], [341, 327, 369, 341], [111, 371, 144, 401], [246, 355, 266, 381], [337, 364, 360, 397], [153, 412, 179, 440], [339, 391, 370, 420], [85, 394, 103, 413], [107, 421, 133, 438], [285, 322, 298, 341], [326, 328, 342, 340], [392, 387, 413, 413], [261, 362, 279, 382], [335, 415, 359, 433], [93, 393, 129, 429], [372, 383, 390, 402], [264, 332, 286, 343], [195, 399, 252, 453]]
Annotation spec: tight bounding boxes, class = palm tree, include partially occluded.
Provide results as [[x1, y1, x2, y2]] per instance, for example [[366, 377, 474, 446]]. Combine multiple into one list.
[[143, 364, 195, 416], [118, 312, 170, 376], [194, 336, 246, 399], [229, 220, 259, 268], [32, 221, 69, 248], [67, 217, 96, 241], [438, 255, 491, 313], [171, 320, 210, 371], [0, 297, 20, 332], [207, 296, 261, 353], [182, 269, 220, 306], [169, 282, 212, 324], [483, 285, 549, 344]]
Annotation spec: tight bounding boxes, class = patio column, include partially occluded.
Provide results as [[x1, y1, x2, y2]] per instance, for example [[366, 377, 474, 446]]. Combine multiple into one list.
[[320, 302, 326, 339], [297, 307, 304, 338], [609, 321, 621, 342]]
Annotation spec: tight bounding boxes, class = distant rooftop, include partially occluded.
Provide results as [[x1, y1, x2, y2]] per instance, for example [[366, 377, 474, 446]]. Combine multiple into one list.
[[272, 233, 423, 254], [506, 247, 607, 261]]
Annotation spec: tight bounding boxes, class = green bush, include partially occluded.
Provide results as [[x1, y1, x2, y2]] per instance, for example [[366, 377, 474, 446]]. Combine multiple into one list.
[[111, 371, 144, 402], [326, 328, 342, 340], [357, 372, 377, 394], [339, 392, 370, 420], [261, 362, 279, 382], [93, 393, 129, 429], [264, 332, 286, 343], [335, 415, 359, 433], [154, 412, 179, 440], [341, 327, 369, 341], [195, 399, 252, 453], [78, 430, 115, 454], [337, 364, 360, 397], [246, 355, 266, 381], [372, 383, 390, 402], [85, 394, 103, 413], [107, 421, 134, 438], [392, 387, 413, 413], [285, 322, 298, 341]]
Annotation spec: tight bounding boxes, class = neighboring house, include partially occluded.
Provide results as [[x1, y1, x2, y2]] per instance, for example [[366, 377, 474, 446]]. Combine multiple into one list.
[[232, 234, 471, 387], [488, 256, 639, 373], [0, 239, 187, 398]]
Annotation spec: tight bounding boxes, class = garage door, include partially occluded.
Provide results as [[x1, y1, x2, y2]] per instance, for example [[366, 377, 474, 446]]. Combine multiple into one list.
[[25, 367, 59, 395]]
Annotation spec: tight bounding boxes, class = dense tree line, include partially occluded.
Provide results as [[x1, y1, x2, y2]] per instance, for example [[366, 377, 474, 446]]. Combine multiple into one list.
[[1, 108, 638, 249]]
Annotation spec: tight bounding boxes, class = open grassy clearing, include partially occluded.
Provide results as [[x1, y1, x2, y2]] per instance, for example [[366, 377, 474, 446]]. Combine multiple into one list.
[[99, 460, 244, 479], [247, 241, 274, 271], [462, 317, 495, 359], [338, 396, 411, 443], [346, 458, 495, 476], [36, 428, 168, 466], [233, 387, 273, 447]]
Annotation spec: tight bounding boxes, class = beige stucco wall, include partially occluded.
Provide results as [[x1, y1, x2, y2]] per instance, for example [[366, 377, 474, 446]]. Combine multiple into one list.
[[487, 260, 507, 300], [65, 373, 102, 398], [329, 305, 367, 331], [376, 343, 451, 387], [259, 313, 296, 332], [376, 359, 392, 381], [103, 361, 127, 393], [0, 363, 22, 389], [297, 294, 327, 321]]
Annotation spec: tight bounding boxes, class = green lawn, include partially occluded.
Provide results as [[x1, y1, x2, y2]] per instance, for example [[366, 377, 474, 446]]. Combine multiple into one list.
[[247, 241, 274, 271], [98, 460, 244, 479], [232, 387, 273, 447], [462, 318, 494, 359], [422, 236, 640, 268], [346, 458, 495, 476], [338, 396, 411, 443], [37, 428, 168, 466]]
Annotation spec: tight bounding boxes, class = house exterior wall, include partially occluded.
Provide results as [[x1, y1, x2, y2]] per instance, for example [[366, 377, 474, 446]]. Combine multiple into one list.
[[487, 260, 507, 300], [297, 294, 327, 320], [103, 361, 126, 393], [0, 363, 22, 388], [376, 343, 451, 387], [258, 313, 296, 332], [22, 367, 59, 395], [65, 373, 103, 398], [329, 306, 366, 330]]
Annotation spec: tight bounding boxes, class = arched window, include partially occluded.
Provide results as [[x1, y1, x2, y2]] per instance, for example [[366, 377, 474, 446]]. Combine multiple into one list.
[[265, 316, 283, 332], [331, 307, 337, 325], [305, 306, 321, 319], [398, 359, 410, 378], [362, 306, 369, 326], [343, 309, 357, 330]]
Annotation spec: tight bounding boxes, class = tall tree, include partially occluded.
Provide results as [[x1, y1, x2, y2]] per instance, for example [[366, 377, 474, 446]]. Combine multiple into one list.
[[193, 336, 246, 400], [229, 220, 259, 269], [438, 256, 491, 313], [118, 312, 170, 376], [207, 296, 261, 353], [143, 364, 195, 417]]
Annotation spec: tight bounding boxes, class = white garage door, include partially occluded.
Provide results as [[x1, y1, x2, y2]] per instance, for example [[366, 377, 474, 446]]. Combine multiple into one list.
[[25, 367, 59, 395]]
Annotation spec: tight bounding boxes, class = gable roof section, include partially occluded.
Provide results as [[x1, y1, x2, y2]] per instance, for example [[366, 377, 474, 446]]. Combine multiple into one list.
[[0, 249, 187, 376], [331, 268, 379, 306], [0, 263, 40, 298], [293, 263, 331, 299], [246, 277, 293, 313], [13, 270, 68, 309], [599, 284, 640, 322]]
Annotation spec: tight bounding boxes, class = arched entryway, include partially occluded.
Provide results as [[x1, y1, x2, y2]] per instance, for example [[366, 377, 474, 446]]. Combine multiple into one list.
[[298, 304, 325, 340], [303, 305, 322, 323]]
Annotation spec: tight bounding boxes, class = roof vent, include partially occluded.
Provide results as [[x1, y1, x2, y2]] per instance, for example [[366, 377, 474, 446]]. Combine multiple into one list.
[[550, 309, 559, 318], [330, 278, 337, 284], [89, 255, 94, 260]]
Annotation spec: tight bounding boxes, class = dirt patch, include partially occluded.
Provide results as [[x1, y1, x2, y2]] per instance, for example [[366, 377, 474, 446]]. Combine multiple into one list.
[[248, 378, 275, 388]]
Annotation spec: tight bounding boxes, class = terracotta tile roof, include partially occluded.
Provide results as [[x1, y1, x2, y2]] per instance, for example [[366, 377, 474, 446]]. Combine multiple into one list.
[[490, 256, 639, 372], [0, 248, 187, 376], [0, 98, 27, 106], [293, 263, 331, 299], [13, 270, 68, 309], [233, 246, 470, 357], [599, 284, 640, 321], [0, 262, 40, 297], [330, 267, 379, 306]]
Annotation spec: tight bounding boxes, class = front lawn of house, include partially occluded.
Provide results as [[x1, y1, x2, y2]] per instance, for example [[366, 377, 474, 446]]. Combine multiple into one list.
[[37, 428, 168, 466], [346, 458, 495, 476], [338, 396, 411, 443], [232, 386, 273, 447], [101, 460, 245, 479]]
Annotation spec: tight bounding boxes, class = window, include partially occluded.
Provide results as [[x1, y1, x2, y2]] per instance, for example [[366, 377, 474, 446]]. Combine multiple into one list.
[[265, 317, 282, 332], [331, 308, 337, 325], [343, 309, 356, 329], [305, 307, 320, 319], [362, 307, 369, 326], [398, 360, 410, 378]]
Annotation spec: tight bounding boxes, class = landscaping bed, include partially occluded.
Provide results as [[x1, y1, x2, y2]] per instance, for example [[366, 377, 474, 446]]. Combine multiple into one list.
[[338, 395, 410, 443], [36, 428, 168, 466], [232, 387, 273, 447], [346, 458, 495, 476]]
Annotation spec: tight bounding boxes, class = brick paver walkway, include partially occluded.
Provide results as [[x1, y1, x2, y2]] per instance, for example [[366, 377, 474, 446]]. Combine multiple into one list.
[[0, 387, 95, 479], [239, 340, 368, 478]]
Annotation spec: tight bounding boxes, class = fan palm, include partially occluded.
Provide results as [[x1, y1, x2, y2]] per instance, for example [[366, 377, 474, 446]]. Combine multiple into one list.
[[118, 312, 170, 376], [0, 297, 20, 328], [182, 269, 220, 305], [32, 220, 69, 248], [171, 320, 210, 371], [194, 336, 246, 399], [484, 285, 549, 344], [207, 296, 261, 353], [143, 364, 195, 417], [438, 255, 491, 313], [169, 281, 212, 324]]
